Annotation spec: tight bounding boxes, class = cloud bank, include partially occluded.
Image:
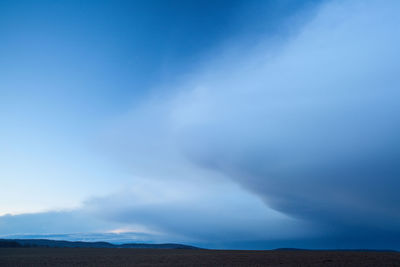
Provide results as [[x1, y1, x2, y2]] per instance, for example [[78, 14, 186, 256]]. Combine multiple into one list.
[[102, 0, 400, 248], [2, 0, 400, 249]]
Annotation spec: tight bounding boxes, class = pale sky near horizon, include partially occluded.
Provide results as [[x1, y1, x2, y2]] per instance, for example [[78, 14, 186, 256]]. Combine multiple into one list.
[[1, 0, 400, 250]]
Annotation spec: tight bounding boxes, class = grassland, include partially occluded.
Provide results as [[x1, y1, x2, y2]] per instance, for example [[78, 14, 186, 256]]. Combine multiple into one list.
[[1, 248, 400, 266]]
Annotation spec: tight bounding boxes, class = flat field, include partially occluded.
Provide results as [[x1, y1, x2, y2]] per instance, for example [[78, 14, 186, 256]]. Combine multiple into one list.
[[0, 248, 399, 266]]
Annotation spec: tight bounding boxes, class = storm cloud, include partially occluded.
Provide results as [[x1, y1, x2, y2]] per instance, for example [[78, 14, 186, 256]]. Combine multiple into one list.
[[104, 0, 400, 248], [2, 0, 400, 250]]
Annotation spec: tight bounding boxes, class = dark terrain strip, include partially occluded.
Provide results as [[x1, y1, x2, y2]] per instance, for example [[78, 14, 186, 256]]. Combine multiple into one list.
[[1, 248, 400, 266]]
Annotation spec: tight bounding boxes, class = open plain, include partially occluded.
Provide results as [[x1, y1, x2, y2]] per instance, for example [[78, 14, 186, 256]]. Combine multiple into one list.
[[0, 248, 399, 266]]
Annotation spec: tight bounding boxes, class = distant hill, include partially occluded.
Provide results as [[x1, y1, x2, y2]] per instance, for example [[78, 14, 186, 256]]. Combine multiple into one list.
[[0, 240, 22, 248], [0, 239, 198, 249], [274, 248, 398, 252]]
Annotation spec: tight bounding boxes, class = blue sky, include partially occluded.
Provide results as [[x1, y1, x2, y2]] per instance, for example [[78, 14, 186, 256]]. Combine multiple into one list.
[[1, 0, 400, 250]]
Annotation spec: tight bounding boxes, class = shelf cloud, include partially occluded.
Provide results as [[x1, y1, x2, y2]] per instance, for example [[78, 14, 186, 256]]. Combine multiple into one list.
[[103, 0, 400, 248], [1, 0, 400, 249]]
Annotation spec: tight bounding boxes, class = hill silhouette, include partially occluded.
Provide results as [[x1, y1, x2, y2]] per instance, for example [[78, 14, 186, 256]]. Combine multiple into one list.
[[0, 239, 198, 249]]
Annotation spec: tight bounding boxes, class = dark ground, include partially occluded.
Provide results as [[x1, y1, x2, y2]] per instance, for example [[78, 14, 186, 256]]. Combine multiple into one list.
[[0, 248, 399, 266]]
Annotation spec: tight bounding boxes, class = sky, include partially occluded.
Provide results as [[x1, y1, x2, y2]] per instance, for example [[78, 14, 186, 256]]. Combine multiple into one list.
[[1, 0, 400, 250]]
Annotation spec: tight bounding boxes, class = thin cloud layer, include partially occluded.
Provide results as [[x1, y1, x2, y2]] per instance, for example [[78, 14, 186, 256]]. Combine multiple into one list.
[[82, 180, 311, 245]]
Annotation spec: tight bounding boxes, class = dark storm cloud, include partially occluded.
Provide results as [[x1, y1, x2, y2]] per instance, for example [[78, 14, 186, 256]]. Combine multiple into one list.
[[2, 0, 400, 250], [167, 0, 400, 247], [105, 0, 400, 248]]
